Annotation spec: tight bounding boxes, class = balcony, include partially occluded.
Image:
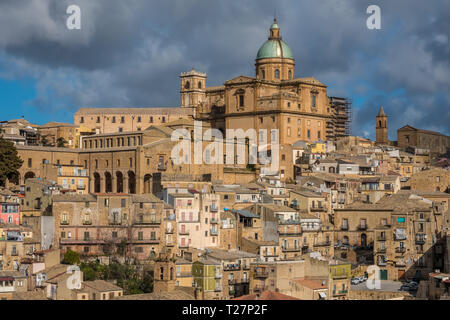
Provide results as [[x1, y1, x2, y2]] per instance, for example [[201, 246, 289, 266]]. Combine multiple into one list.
[[395, 261, 406, 267], [132, 238, 160, 244], [165, 229, 174, 234], [332, 274, 348, 280], [254, 270, 269, 278], [210, 218, 219, 224], [314, 241, 331, 247], [415, 239, 425, 245], [82, 220, 92, 225], [333, 290, 348, 296], [377, 236, 386, 241], [377, 248, 387, 253], [166, 242, 175, 247], [341, 225, 349, 231], [157, 165, 167, 171], [282, 246, 301, 252], [77, 185, 86, 190], [228, 279, 236, 285], [214, 286, 222, 292], [357, 225, 368, 231], [61, 221, 69, 225], [179, 244, 189, 249], [395, 247, 406, 253], [179, 230, 190, 235], [243, 265, 250, 270], [223, 264, 241, 271], [10, 251, 18, 256], [134, 216, 161, 225], [215, 273, 222, 279], [279, 232, 302, 236], [377, 260, 387, 266], [310, 206, 326, 212], [109, 221, 122, 226], [210, 205, 218, 212], [210, 229, 219, 236]]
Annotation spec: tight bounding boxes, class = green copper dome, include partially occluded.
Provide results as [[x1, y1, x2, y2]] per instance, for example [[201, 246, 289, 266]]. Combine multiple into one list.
[[256, 39, 294, 60]]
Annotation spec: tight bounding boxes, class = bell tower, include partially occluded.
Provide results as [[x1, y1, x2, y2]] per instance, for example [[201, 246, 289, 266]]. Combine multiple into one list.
[[376, 106, 388, 145], [153, 250, 177, 294], [180, 69, 206, 108]]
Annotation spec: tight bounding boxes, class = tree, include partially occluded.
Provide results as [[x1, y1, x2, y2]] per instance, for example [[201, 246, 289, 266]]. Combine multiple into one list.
[[0, 136, 23, 187], [62, 249, 80, 265], [56, 137, 68, 148], [41, 135, 52, 147]]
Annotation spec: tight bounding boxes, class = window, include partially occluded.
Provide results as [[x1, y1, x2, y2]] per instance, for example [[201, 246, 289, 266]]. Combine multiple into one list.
[[112, 231, 117, 238], [275, 69, 280, 79], [28, 158, 32, 168], [318, 131, 321, 140], [307, 130, 311, 138], [261, 69, 265, 79], [288, 70, 292, 79], [138, 232, 143, 240], [119, 127, 123, 133], [239, 95, 244, 107], [198, 81, 202, 89], [312, 94, 317, 108], [120, 116, 125, 123], [162, 116, 166, 123], [96, 116, 100, 123], [287, 127, 291, 137], [150, 116, 153, 123], [80, 117, 84, 123], [84, 231, 90, 240], [84, 247, 89, 253], [61, 231, 66, 238], [121, 199, 126, 207], [137, 116, 141, 123]]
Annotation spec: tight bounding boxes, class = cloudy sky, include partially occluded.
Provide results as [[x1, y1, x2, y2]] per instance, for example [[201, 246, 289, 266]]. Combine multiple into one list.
[[0, 0, 448, 140]]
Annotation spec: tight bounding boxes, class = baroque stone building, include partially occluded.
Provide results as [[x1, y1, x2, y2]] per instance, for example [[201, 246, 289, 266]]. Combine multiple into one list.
[[73, 19, 350, 181]]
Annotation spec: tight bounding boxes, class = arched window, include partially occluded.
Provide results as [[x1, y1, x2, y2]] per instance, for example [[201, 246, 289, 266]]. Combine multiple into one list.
[[275, 69, 280, 79], [261, 69, 265, 79], [184, 81, 190, 89], [288, 70, 292, 79], [198, 81, 202, 89]]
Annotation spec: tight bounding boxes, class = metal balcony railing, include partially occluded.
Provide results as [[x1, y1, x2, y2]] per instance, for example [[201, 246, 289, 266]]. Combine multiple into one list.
[[223, 265, 241, 271], [395, 247, 406, 253], [254, 270, 269, 278], [210, 205, 218, 212], [210, 218, 219, 224], [314, 241, 331, 247]]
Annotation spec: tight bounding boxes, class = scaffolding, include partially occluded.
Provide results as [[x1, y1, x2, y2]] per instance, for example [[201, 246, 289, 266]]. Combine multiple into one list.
[[327, 96, 352, 140]]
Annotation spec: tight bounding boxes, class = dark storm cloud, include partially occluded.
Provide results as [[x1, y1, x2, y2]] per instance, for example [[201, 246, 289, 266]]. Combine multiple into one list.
[[0, 0, 448, 138]]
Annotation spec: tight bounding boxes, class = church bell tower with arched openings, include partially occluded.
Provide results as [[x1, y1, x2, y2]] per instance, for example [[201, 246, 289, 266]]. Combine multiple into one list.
[[180, 69, 206, 108], [153, 250, 177, 293], [376, 106, 388, 145]]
